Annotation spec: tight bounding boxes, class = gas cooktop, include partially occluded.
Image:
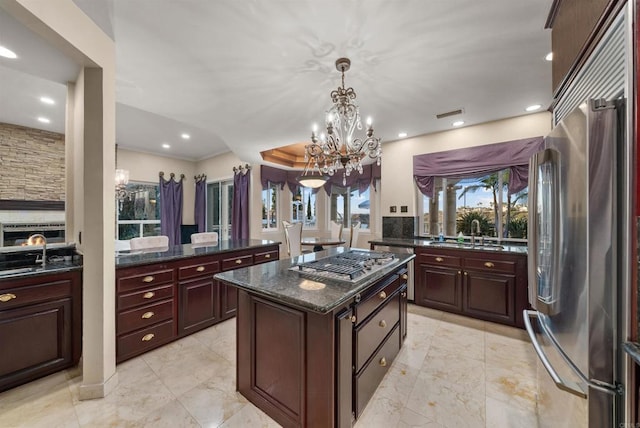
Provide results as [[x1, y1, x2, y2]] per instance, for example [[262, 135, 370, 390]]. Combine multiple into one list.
[[291, 250, 396, 283]]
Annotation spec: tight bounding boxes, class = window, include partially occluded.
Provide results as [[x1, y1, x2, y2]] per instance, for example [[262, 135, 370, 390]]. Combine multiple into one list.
[[206, 180, 233, 240], [419, 170, 528, 239], [292, 187, 317, 227], [261, 182, 278, 229], [117, 182, 160, 240], [330, 186, 370, 229]]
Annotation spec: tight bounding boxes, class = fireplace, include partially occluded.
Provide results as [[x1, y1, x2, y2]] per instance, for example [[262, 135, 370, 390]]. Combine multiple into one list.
[[0, 222, 66, 247]]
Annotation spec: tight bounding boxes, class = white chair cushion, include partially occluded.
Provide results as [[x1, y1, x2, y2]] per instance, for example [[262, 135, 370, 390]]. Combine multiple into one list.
[[191, 232, 219, 244], [130, 235, 169, 250]]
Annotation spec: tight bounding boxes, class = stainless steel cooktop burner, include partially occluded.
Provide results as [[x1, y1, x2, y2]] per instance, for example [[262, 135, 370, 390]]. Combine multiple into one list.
[[292, 250, 396, 283]]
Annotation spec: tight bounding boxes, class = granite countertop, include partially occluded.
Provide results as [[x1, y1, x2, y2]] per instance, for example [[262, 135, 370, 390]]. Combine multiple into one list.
[[115, 239, 280, 268], [214, 247, 415, 315], [368, 237, 528, 254], [624, 342, 640, 365]]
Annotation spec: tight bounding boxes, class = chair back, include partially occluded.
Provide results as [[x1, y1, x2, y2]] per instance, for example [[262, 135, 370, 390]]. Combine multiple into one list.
[[115, 239, 131, 252], [191, 232, 219, 244], [330, 220, 343, 242], [349, 221, 361, 248], [283, 221, 302, 257], [130, 235, 169, 250]]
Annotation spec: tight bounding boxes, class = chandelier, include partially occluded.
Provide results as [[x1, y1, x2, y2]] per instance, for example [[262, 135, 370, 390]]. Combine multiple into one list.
[[297, 58, 381, 188], [115, 144, 130, 211]]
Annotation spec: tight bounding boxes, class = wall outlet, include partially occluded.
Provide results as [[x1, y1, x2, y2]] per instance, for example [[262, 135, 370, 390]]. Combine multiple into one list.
[[400, 205, 408, 213], [390, 206, 397, 213]]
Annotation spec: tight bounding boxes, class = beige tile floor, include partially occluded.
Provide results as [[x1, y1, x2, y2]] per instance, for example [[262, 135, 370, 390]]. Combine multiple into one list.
[[0, 304, 538, 427]]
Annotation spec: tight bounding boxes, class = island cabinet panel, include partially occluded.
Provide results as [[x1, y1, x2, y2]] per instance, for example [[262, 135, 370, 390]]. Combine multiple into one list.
[[414, 247, 528, 328], [0, 270, 82, 392], [234, 264, 409, 427], [115, 243, 280, 363]]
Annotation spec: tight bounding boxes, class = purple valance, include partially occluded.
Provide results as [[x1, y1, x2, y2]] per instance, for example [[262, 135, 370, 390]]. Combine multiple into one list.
[[413, 137, 544, 198], [260, 163, 381, 194]]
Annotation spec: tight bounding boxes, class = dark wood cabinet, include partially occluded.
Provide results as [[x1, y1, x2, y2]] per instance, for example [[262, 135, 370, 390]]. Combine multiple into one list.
[[415, 247, 528, 328], [116, 244, 279, 362], [236, 264, 408, 427], [0, 270, 82, 392]]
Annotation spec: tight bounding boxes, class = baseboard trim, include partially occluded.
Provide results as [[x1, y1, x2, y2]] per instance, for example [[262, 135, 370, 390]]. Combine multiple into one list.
[[78, 371, 119, 400]]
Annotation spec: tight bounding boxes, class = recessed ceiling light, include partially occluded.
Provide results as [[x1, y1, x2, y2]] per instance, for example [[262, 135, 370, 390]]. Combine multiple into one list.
[[0, 46, 17, 59], [398, 132, 407, 138], [37, 117, 50, 124], [545, 52, 553, 61], [40, 96, 55, 105], [525, 104, 542, 112], [181, 133, 190, 140], [162, 143, 170, 149], [452, 120, 465, 127]]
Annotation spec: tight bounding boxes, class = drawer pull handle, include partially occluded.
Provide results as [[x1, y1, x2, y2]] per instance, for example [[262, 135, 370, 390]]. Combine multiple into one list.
[[141, 333, 155, 342], [484, 262, 495, 268], [143, 291, 155, 299], [435, 257, 444, 262], [141, 311, 155, 319], [379, 357, 387, 367], [378, 291, 387, 300], [464, 272, 468, 276], [142, 276, 155, 283], [379, 320, 387, 328], [401, 274, 408, 280], [401, 292, 407, 298], [0, 293, 16, 302], [350, 315, 357, 323], [196, 266, 205, 272], [458, 270, 462, 275], [265, 254, 271, 258], [235, 259, 242, 264]]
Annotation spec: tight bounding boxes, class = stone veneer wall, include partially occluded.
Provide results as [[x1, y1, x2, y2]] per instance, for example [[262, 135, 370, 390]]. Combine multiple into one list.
[[0, 122, 65, 201]]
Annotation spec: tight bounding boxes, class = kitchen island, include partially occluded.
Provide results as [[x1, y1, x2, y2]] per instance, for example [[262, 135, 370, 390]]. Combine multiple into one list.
[[115, 239, 279, 362], [215, 248, 414, 428]]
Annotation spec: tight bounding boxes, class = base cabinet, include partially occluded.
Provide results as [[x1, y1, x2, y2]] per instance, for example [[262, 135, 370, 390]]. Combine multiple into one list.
[[236, 265, 408, 427], [116, 244, 279, 363], [0, 270, 82, 392], [415, 247, 527, 328]]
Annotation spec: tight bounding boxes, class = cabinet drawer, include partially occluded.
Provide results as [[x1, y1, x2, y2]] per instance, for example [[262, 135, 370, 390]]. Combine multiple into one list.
[[465, 257, 516, 274], [221, 255, 253, 271], [253, 249, 278, 265], [355, 326, 400, 418], [418, 252, 462, 267], [355, 293, 400, 372], [117, 319, 175, 363], [178, 260, 220, 280], [355, 274, 401, 324], [118, 283, 174, 311], [117, 299, 174, 335], [117, 269, 174, 293], [0, 280, 71, 310]]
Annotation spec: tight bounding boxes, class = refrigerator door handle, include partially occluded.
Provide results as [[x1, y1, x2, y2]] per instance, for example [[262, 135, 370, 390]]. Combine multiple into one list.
[[523, 310, 587, 398]]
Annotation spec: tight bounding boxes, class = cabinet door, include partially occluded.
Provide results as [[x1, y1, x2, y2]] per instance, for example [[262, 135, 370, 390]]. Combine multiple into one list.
[[0, 298, 72, 392], [179, 277, 219, 335], [219, 281, 237, 320], [463, 270, 516, 325], [416, 264, 462, 312]]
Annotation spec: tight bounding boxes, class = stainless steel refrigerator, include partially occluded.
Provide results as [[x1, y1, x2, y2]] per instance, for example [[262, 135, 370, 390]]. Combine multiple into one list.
[[524, 98, 624, 427]]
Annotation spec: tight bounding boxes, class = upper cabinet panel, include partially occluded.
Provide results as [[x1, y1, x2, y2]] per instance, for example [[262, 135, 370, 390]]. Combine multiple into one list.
[[547, 0, 619, 95]]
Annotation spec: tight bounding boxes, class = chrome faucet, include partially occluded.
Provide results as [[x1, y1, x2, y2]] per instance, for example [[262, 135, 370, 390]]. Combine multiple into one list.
[[29, 234, 47, 267], [470, 219, 481, 247]]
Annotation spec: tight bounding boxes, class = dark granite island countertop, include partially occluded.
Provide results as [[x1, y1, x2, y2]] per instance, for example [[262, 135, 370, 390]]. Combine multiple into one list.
[[214, 247, 415, 314], [115, 239, 280, 268]]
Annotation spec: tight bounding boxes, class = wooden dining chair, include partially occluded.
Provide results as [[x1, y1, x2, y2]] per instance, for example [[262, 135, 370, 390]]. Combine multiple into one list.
[[349, 221, 361, 248], [190, 231, 219, 244], [330, 220, 343, 242], [130, 235, 169, 250]]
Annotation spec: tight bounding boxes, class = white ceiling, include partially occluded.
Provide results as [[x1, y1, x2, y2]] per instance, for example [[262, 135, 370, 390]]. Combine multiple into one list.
[[0, 0, 553, 163]]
